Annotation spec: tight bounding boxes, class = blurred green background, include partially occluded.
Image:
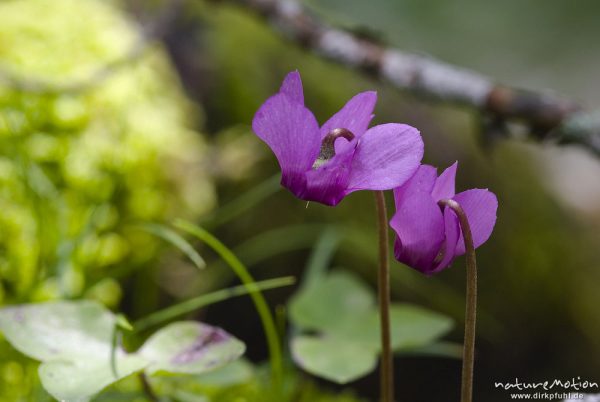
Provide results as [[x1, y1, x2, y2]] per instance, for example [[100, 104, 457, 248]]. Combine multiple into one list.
[[0, 0, 599, 401]]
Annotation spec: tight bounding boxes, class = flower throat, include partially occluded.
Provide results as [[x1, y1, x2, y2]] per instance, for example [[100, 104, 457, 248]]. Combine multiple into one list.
[[312, 128, 355, 169]]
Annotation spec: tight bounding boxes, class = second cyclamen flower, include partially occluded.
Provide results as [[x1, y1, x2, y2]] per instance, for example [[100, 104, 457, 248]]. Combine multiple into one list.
[[390, 162, 498, 275], [252, 71, 424, 206]]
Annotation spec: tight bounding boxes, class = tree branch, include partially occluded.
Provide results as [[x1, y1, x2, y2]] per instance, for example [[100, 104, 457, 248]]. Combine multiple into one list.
[[0, 0, 184, 95], [228, 0, 600, 156]]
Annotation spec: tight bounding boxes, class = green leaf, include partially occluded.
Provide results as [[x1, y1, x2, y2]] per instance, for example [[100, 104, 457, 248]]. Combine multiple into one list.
[[191, 359, 254, 387], [39, 356, 146, 402], [0, 301, 245, 401], [288, 271, 455, 384], [387, 304, 454, 350], [291, 336, 378, 384], [0, 301, 147, 402], [0, 301, 123, 362], [289, 271, 374, 333], [343, 304, 454, 351], [139, 321, 245, 375]]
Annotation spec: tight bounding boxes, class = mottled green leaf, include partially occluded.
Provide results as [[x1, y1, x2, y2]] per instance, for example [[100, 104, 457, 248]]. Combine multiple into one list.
[[0, 301, 147, 402], [139, 321, 245, 375], [39, 356, 146, 402], [0, 301, 245, 401], [193, 359, 254, 387]]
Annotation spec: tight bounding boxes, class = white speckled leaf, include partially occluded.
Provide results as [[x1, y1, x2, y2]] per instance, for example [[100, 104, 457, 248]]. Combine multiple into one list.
[[0, 302, 245, 401], [0, 301, 147, 402], [139, 321, 245, 375]]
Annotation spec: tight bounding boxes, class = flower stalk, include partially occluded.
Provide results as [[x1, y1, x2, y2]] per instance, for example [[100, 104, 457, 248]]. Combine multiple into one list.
[[375, 190, 394, 402], [438, 199, 478, 402]]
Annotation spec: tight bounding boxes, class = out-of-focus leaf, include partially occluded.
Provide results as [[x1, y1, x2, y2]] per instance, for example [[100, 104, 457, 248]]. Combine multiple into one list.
[[139, 321, 245, 375], [0, 301, 147, 402], [193, 359, 254, 387], [288, 271, 454, 383], [0, 301, 245, 401], [291, 336, 377, 384], [39, 357, 146, 402], [388, 305, 454, 350], [289, 271, 374, 333], [341, 304, 454, 351]]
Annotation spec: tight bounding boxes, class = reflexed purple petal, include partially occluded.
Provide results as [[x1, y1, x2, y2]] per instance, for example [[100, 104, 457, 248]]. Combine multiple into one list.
[[431, 161, 457, 201], [279, 71, 304, 104], [430, 207, 460, 274], [320, 91, 377, 149], [393, 164, 438, 206], [252, 94, 320, 192], [453, 189, 498, 256], [304, 148, 356, 206], [390, 191, 445, 272], [345, 124, 423, 193]]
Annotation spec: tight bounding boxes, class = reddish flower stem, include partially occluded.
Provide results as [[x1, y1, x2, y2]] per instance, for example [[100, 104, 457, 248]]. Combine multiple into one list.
[[438, 199, 478, 402], [374, 191, 394, 402]]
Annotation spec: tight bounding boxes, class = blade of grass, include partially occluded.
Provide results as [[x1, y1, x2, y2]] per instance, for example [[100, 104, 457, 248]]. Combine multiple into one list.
[[301, 227, 340, 290], [176, 219, 284, 389], [233, 224, 328, 267], [138, 223, 206, 271], [201, 173, 281, 229], [133, 277, 295, 333]]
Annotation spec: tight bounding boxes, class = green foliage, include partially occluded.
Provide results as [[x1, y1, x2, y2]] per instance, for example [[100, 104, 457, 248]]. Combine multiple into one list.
[[291, 336, 378, 385], [139, 321, 245, 376], [289, 271, 454, 383], [0, 301, 244, 401], [148, 362, 366, 402]]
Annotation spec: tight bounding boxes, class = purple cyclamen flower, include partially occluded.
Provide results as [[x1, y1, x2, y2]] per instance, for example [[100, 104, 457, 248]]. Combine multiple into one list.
[[390, 162, 498, 275], [252, 71, 424, 206]]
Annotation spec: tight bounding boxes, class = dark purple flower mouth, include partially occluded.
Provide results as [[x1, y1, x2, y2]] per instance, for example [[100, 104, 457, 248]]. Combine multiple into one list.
[[312, 128, 356, 169]]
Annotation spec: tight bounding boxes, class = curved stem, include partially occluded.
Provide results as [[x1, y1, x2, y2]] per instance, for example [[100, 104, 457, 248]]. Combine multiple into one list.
[[175, 220, 284, 390], [438, 199, 477, 402], [374, 191, 394, 402]]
